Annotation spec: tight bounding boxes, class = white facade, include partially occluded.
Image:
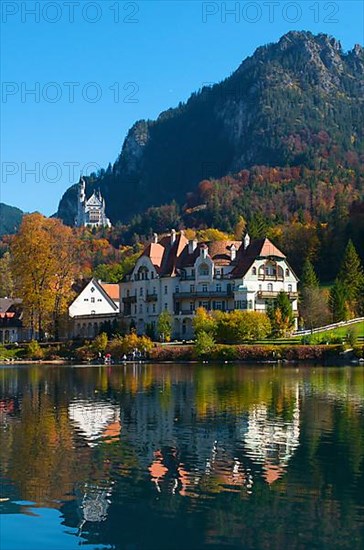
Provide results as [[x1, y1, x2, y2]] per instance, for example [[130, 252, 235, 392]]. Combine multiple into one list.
[[69, 279, 119, 338], [75, 177, 111, 228], [120, 233, 299, 339]]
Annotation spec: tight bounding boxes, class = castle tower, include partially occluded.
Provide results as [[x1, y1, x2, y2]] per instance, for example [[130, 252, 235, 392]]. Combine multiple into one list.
[[76, 176, 86, 227]]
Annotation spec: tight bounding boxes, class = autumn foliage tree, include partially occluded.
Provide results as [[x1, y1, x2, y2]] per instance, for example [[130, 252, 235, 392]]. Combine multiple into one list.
[[10, 213, 80, 339]]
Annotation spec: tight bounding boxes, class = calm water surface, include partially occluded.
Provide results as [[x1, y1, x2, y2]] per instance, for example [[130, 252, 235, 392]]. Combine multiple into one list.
[[0, 363, 363, 550]]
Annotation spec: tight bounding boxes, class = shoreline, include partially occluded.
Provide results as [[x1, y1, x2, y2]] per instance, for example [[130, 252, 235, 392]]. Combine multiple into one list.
[[1, 357, 363, 367]]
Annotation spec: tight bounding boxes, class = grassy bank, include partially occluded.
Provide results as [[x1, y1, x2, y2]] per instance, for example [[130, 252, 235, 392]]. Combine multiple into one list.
[[149, 343, 363, 363], [1, 338, 363, 365]]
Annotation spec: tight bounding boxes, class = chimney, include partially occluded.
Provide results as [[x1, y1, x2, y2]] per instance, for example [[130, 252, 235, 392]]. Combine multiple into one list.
[[230, 244, 237, 261], [188, 239, 197, 254], [153, 233, 158, 244], [200, 244, 208, 259], [244, 233, 250, 250], [171, 229, 176, 245]]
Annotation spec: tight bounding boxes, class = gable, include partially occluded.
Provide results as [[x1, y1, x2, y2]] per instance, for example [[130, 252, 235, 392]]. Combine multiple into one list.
[[69, 280, 118, 318]]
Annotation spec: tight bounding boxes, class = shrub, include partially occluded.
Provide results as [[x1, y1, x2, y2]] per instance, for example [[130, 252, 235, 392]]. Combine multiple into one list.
[[346, 327, 358, 348], [93, 332, 108, 353], [74, 344, 94, 363], [157, 311, 172, 342], [26, 340, 44, 360], [353, 346, 363, 359], [106, 334, 154, 360], [211, 345, 239, 361], [195, 331, 216, 358], [149, 345, 194, 362], [193, 307, 216, 336]]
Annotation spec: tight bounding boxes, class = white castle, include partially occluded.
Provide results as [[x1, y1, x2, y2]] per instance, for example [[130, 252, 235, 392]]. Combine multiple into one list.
[[75, 176, 111, 228]]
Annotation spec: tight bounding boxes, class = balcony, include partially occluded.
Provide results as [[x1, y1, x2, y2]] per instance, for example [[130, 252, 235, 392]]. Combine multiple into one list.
[[174, 289, 233, 300], [146, 293, 158, 302], [257, 291, 298, 300], [122, 295, 137, 304], [258, 275, 284, 282], [174, 310, 195, 316]]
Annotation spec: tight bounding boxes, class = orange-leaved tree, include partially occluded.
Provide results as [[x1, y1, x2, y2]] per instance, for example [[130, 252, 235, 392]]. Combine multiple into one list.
[[10, 213, 80, 339]]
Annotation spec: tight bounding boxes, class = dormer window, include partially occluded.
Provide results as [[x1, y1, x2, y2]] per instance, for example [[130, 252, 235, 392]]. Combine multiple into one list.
[[199, 263, 209, 276]]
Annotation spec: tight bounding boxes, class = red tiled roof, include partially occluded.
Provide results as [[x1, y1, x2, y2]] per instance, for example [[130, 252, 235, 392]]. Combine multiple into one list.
[[135, 234, 286, 278], [232, 238, 286, 277], [143, 242, 166, 272], [100, 283, 120, 301]]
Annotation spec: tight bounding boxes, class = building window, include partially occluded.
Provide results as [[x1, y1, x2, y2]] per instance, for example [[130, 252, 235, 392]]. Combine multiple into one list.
[[153, 287, 156, 294], [288, 284, 292, 292], [126, 289, 130, 297], [268, 283, 273, 292], [91, 297, 95, 303], [152, 304, 156, 313], [164, 303, 168, 310], [259, 284, 262, 291], [134, 305, 137, 314], [286, 268, 290, 277], [98, 298, 102, 302], [252, 267, 257, 275], [202, 284, 208, 292], [164, 285, 168, 295], [216, 284, 221, 292], [191, 269, 195, 277], [91, 310, 95, 315], [214, 301, 222, 310], [199, 263, 209, 276], [91, 287, 95, 292], [190, 302, 194, 312], [151, 272, 154, 279], [140, 287, 143, 296], [84, 298, 89, 301], [139, 304, 143, 313], [175, 286, 179, 293], [248, 300, 253, 309], [190, 284, 195, 293]]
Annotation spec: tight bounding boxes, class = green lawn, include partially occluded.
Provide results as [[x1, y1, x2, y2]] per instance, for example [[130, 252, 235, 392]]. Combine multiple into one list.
[[314, 321, 364, 339]]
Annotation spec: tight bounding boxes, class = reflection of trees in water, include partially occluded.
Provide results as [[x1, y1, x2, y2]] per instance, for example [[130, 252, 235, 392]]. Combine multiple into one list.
[[0, 365, 363, 549]]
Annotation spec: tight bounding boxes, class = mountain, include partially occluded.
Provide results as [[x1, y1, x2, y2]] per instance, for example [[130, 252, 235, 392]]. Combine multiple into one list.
[[57, 31, 364, 226], [0, 203, 24, 236]]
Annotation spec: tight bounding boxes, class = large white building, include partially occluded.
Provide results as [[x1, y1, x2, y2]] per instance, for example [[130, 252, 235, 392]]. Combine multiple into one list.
[[75, 177, 111, 228], [120, 231, 299, 339]]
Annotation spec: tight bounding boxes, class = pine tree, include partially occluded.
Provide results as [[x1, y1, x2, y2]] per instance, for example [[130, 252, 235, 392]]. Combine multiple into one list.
[[301, 258, 319, 290], [329, 280, 349, 322], [337, 239, 364, 315]]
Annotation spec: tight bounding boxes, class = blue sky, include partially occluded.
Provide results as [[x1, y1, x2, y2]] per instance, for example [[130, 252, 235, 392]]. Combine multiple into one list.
[[1, 0, 363, 215]]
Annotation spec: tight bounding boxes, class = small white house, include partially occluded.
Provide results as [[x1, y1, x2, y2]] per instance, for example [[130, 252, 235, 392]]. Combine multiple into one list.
[[69, 279, 120, 338]]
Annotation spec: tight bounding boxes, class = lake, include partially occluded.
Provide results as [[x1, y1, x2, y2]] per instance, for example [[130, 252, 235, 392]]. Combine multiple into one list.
[[0, 363, 363, 550]]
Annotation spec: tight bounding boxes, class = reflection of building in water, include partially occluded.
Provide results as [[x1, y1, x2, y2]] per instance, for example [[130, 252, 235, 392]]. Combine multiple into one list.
[[243, 386, 300, 484], [68, 400, 121, 447], [80, 483, 113, 524]]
